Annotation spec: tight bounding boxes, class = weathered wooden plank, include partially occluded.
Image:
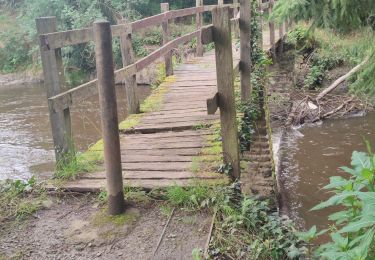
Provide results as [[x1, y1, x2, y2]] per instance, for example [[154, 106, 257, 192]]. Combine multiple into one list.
[[93, 20, 125, 214], [120, 148, 202, 156], [161, 3, 173, 76], [83, 171, 199, 179], [201, 25, 214, 44], [39, 24, 132, 50], [136, 30, 199, 72], [207, 92, 219, 115], [119, 20, 139, 114], [121, 155, 193, 163], [196, 0, 204, 57], [120, 140, 207, 150], [239, 0, 251, 101], [122, 162, 191, 171], [212, 7, 240, 180], [36, 17, 73, 162]]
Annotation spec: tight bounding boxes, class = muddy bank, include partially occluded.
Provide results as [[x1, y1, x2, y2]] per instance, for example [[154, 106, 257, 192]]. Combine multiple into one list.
[[0, 194, 210, 260]]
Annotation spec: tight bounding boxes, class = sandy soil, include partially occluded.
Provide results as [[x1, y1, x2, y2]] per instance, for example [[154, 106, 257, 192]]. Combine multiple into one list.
[[0, 194, 211, 260]]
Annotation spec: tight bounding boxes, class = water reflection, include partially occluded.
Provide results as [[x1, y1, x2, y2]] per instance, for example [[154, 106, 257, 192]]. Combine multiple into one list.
[[0, 83, 150, 180]]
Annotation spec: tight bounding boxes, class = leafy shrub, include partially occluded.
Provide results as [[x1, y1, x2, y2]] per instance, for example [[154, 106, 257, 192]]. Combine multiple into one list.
[[0, 30, 31, 72], [299, 146, 375, 259]]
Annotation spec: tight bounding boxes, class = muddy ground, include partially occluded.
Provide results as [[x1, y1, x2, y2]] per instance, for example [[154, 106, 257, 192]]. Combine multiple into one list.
[[0, 194, 211, 260]]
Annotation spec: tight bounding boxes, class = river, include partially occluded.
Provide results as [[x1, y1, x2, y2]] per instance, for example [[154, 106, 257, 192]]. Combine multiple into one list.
[[277, 112, 375, 232], [0, 83, 150, 180]]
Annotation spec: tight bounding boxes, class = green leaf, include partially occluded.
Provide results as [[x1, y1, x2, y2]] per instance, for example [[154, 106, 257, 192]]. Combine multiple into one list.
[[340, 216, 375, 233], [311, 192, 357, 211]]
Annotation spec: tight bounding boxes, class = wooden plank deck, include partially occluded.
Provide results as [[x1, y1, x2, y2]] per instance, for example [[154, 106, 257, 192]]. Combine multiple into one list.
[[57, 31, 283, 192]]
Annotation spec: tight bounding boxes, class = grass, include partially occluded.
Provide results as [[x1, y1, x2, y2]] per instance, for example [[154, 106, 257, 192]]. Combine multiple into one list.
[[92, 207, 139, 227], [0, 177, 46, 223]]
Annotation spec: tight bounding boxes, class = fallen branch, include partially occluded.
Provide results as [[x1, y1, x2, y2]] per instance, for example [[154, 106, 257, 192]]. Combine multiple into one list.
[[153, 207, 175, 256], [316, 57, 369, 101], [312, 96, 354, 122]]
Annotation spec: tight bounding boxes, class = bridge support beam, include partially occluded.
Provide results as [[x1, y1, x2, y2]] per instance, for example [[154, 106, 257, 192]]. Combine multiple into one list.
[[212, 6, 241, 180], [36, 17, 73, 164], [161, 3, 173, 76], [120, 20, 140, 114], [269, 0, 276, 59], [93, 20, 125, 215], [196, 0, 204, 57], [239, 0, 251, 101]]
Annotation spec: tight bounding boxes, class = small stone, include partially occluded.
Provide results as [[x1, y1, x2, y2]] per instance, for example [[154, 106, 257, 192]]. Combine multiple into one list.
[[118, 252, 123, 256], [96, 252, 102, 257], [167, 234, 176, 238], [42, 199, 54, 209]]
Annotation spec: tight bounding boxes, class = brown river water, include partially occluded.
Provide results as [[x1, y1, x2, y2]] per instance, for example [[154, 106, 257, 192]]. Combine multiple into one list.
[[277, 112, 375, 232], [0, 83, 150, 180]]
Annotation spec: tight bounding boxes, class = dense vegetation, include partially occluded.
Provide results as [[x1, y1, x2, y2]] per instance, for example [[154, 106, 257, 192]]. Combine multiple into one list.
[[272, 0, 375, 103]]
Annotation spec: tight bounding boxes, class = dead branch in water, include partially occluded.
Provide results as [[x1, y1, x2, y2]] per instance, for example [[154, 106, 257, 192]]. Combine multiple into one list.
[[286, 59, 371, 127]]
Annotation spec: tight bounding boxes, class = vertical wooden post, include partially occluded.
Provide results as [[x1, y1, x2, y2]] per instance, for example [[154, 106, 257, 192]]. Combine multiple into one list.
[[239, 0, 251, 101], [196, 0, 204, 57], [258, 0, 264, 49], [212, 6, 240, 180], [233, 0, 240, 38], [161, 3, 173, 76], [36, 17, 73, 164], [269, 0, 276, 58], [278, 21, 284, 54], [218, 0, 224, 5], [119, 20, 139, 114], [93, 20, 125, 215]]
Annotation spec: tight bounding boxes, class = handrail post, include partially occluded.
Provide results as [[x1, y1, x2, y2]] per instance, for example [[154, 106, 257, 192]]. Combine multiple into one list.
[[233, 0, 240, 38], [258, 0, 264, 49], [269, 0, 276, 59], [120, 20, 140, 114], [239, 0, 251, 101], [196, 0, 204, 57], [212, 6, 240, 180], [278, 20, 284, 54], [36, 16, 73, 164], [93, 20, 125, 215], [161, 3, 173, 76]]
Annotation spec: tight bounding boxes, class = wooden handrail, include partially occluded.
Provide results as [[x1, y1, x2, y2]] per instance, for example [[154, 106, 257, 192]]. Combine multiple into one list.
[[39, 4, 240, 50], [49, 29, 201, 111]]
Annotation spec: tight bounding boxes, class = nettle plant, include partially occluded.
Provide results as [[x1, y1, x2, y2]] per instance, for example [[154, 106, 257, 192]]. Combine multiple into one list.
[[300, 144, 375, 259]]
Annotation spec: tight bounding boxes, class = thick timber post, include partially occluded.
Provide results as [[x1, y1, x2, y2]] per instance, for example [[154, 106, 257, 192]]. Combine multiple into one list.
[[278, 20, 284, 54], [212, 6, 241, 180], [36, 17, 73, 164], [161, 3, 173, 76], [218, 0, 224, 5], [120, 20, 139, 114], [269, 0, 276, 58], [239, 0, 251, 101], [196, 0, 204, 57], [93, 20, 125, 215], [258, 0, 264, 49]]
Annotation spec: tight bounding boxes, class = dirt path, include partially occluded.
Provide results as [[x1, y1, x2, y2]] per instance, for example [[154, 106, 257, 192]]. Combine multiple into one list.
[[0, 195, 211, 259]]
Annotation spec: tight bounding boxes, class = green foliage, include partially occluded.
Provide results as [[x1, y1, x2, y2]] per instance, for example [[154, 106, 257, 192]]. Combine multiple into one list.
[[300, 147, 375, 259], [0, 30, 31, 72], [272, 0, 375, 33], [165, 185, 212, 210], [208, 183, 305, 259], [0, 177, 45, 222]]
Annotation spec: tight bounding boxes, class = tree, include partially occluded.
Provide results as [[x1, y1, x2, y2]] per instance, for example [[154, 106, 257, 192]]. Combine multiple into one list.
[[272, 0, 375, 33]]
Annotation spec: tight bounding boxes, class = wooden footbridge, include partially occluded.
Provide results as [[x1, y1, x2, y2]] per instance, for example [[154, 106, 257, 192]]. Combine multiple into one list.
[[37, 0, 288, 213]]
